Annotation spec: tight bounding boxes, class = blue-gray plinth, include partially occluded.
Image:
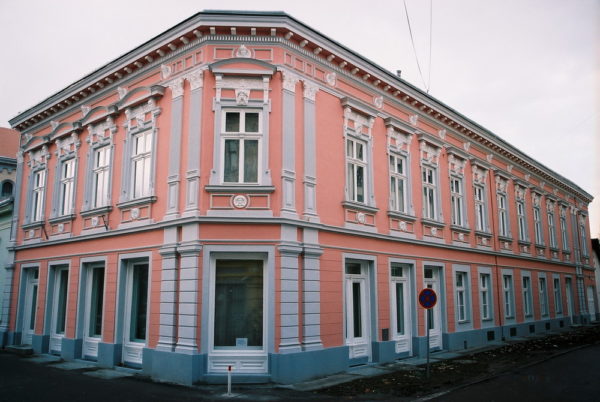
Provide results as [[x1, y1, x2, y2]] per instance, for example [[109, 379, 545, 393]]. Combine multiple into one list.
[[270, 346, 348, 384], [98, 342, 121, 368], [372, 340, 396, 364], [149, 349, 204, 385], [61, 338, 82, 360], [32, 334, 49, 354]]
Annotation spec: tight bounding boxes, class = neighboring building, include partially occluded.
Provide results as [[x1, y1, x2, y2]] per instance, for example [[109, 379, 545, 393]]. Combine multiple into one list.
[[592, 238, 599, 321], [0, 127, 19, 332], [1, 11, 595, 385]]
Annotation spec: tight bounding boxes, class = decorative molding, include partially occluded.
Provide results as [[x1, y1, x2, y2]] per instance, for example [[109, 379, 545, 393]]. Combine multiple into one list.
[[81, 105, 91, 116], [185, 69, 203, 90], [302, 80, 318, 101], [495, 175, 508, 193], [50, 120, 59, 130], [168, 77, 184, 99], [448, 153, 466, 176], [161, 64, 173, 80], [117, 86, 128, 99], [409, 114, 418, 126], [438, 129, 446, 140], [325, 71, 336, 86], [235, 44, 252, 58], [486, 154, 493, 163], [373, 96, 383, 109], [282, 70, 300, 92], [235, 88, 250, 105]]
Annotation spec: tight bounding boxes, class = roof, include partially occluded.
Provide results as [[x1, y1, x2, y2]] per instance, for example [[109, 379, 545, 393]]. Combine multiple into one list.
[[0, 127, 19, 159]]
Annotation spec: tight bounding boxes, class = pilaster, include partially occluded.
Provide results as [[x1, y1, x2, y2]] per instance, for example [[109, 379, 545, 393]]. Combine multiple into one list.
[[302, 80, 319, 222], [301, 228, 323, 350], [184, 69, 203, 217], [278, 224, 302, 353], [165, 78, 185, 220], [281, 71, 299, 219]]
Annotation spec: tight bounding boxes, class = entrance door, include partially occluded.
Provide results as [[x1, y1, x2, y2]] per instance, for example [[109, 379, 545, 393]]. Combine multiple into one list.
[[208, 259, 267, 373], [345, 261, 371, 360], [122, 262, 149, 366], [390, 263, 412, 354], [49, 266, 69, 353], [21, 268, 39, 345], [565, 278, 574, 320], [423, 266, 442, 350], [82, 264, 104, 359], [588, 286, 597, 321]]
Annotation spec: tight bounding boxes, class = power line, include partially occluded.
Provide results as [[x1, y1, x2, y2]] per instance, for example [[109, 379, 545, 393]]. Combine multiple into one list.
[[402, 0, 433, 93]]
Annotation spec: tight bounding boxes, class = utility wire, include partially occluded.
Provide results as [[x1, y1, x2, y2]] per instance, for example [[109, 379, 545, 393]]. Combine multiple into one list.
[[427, 0, 433, 93], [402, 0, 433, 93]]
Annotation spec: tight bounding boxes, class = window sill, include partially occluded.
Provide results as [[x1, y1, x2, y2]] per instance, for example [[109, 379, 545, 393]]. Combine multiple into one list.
[[450, 224, 470, 234], [117, 196, 157, 209], [48, 214, 76, 224], [498, 235, 513, 242], [421, 218, 445, 228], [342, 201, 379, 214], [22, 221, 44, 230], [549, 247, 560, 252], [518, 240, 531, 246], [205, 185, 275, 194], [387, 211, 416, 221], [535, 243, 546, 248], [81, 206, 113, 217], [475, 230, 492, 238]]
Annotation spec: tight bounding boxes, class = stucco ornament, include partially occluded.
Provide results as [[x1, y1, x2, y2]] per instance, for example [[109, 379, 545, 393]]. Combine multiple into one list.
[[409, 114, 419, 126], [28, 230, 35, 239], [399, 221, 407, 231], [438, 129, 446, 140], [50, 120, 59, 130], [235, 89, 250, 106], [325, 72, 336, 86], [357, 212, 366, 224], [57, 223, 64, 233], [91, 216, 99, 227], [81, 105, 91, 117], [431, 227, 438, 236], [282, 70, 299, 92], [458, 233, 465, 241], [161, 64, 172, 80], [235, 45, 252, 58], [185, 69, 203, 91], [373, 96, 383, 109], [131, 207, 140, 220], [232, 195, 248, 209], [117, 86, 128, 99], [302, 81, 318, 101]]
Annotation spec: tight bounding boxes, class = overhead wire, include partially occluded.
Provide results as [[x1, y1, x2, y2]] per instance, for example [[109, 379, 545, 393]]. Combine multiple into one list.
[[402, 0, 433, 93]]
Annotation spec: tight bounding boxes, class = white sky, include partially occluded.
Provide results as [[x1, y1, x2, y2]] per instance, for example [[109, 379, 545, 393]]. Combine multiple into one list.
[[1, 0, 598, 236]]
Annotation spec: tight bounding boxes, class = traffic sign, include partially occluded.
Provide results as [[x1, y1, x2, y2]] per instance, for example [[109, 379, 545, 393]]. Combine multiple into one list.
[[418, 288, 437, 309]]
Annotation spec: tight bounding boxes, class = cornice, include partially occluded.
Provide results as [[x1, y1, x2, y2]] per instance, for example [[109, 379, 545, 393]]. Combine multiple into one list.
[[8, 11, 592, 203]]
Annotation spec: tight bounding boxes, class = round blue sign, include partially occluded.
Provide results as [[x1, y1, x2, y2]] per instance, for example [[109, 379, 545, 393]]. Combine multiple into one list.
[[418, 288, 437, 309]]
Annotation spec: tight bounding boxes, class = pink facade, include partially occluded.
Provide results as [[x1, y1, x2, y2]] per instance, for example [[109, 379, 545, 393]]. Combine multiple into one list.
[[2, 11, 596, 385]]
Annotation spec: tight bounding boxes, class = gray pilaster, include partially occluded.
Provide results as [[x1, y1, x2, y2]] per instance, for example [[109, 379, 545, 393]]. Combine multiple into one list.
[[278, 224, 302, 353], [183, 70, 203, 217], [175, 223, 201, 354], [281, 71, 299, 219], [165, 78, 185, 220], [0, 264, 15, 340], [302, 228, 323, 350], [157, 229, 178, 351], [10, 151, 24, 240], [302, 81, 319, 222]]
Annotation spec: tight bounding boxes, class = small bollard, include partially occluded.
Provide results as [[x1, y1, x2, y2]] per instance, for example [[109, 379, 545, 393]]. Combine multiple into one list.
[[227, 365, 233, 396]]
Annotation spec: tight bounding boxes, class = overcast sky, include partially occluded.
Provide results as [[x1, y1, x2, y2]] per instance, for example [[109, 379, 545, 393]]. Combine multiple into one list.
[[1, 0, 598, 236]]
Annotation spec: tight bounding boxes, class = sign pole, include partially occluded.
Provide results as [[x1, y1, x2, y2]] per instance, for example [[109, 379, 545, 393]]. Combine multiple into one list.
[[426, 309, 430, 380]]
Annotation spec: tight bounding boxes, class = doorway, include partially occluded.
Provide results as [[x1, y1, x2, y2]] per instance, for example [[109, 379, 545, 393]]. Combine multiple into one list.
[[345, 260, 372, 361], [21, 268, 39, 345], [423, 265, 443, 350]]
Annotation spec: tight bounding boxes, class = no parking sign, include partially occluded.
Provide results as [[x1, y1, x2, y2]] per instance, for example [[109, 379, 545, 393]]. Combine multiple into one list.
[[418, 288, 437, 309]]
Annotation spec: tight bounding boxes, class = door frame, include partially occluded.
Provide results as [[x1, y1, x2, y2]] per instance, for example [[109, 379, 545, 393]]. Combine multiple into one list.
[[77, 259, 107, 360], [116, 256, 151, 367], [18, 266, 40, 345], [422, 263, 444, 351], [389, 259, 416, 356], [45, 261, 70, 353], [343, 254, 377, 363]]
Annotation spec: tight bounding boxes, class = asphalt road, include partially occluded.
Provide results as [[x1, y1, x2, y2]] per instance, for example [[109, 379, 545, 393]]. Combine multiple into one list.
[[431, 343, 600, 402]]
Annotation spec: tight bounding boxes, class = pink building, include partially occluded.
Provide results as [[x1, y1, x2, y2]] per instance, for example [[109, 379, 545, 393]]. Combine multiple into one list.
[[2, 11, 596, 385]]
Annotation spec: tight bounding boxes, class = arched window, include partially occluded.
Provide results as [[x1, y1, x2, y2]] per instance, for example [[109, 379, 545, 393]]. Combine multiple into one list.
[[1, 180, 14, 197]]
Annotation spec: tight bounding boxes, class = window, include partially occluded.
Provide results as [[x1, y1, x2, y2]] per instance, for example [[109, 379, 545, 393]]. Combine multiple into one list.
[[131, 130, 153, 199], [480, 273, 492, 320], [517, 200, 527, 241], [553, 278, 562, 314], [539, 277, 548, 316], [31, 170, 46, 222], [522, 276, 533, 317], [547, 209, 557, 248], [560, 214, 569, 250], [533, 206, 543, 245], [422, 166, 437, 220], [455, 272, 468, 322], [498, 194, 508, 237], [389, 154, 407, 213], [451, 178, 464, 226], [222, 110, 261, 184], [93, 147, 111, 208], [59, 159, 75, 216], [1, 180, 13, 198], [580, 221, 589, 256], [474, 185, 486, 231], [503, 274, 514, 318], [390, 264, 410, 337], [346, 137, 367, 203]]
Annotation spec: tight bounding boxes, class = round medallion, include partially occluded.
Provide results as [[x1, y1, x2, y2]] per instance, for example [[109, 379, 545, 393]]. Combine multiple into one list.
[[458, 233, 465, 241], [482, 237, 488, 245], [131, 207, 140, 219], [357, 212, 366, 224], [232, 195, 248, 209], [58, 223, 64, 233], [91, 216, 99, 227], [399, 221, 407, 231], [431, 227, 438, 236], [28, 229, 35, 239]]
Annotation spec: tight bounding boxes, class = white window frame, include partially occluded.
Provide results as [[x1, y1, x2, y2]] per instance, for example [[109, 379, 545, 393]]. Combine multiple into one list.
[[389, 153, 408, 214], [474, 184, 487, 232], [539, 276, 549, 317], [58, 158, 76, 216], [422, 165, 437, 220], [131, 130, 153, 199], [522, 273, 533, 318], [498, 193, 509, 237], [553, 276, 562, 315], [503, 274, 515, 319], [547, 209, 557, 249], [220, 109, 263, 185], [455, 271, 469, 323], [533, 206, 544, 245], [92, 146, 111, 208], [450, 176, 465, 227], [31, 169, 46, 222], [346, 137, 368, 203], [560, 213, 569, 251], [579, 220, 589, 257], [479, 272, 492, 321], [517, 200, 527, 241]]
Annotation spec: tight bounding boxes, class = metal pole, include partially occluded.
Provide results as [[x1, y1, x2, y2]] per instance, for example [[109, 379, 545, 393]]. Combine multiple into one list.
[[426, 308, 430, 379], [227, 366, 232, 396]]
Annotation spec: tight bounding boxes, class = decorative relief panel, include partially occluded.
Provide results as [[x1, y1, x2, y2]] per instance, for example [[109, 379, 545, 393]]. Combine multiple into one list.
[[345, 209, 375, 226], [495, 175, 508, 193], [386, 126, 412, 153], [389, 217, 414, 234], [54, 132, 81, 157], [448, 153, 466, 176], [215, 75, 269, 104], [419, 139, 441, 166], [27, 145, 50, 168], [209, 193, 270, 210], [472, 164, 488, 185], [343, 107, 374, 138]]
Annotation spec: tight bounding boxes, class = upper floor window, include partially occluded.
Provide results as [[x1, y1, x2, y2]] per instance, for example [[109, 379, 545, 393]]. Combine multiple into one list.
[[480, 273, 492, 320], [474, 185, 487, 231], [547, 209, 557, 248], [533, 206, 543, 245], [517, 200, 527, 241], [346, 137, 367, 203], [389, 154, 407, 213], [132, 130, 153, 199], [560, 213, 569, 250], [31, 170, 46, 222], [59, 159, 76, 216], [450, 177, 464, 226], [580, 220, 589, 256], [93, 146, 111, 208], [498, 194, 508, 237], [222, 110, 261, 184], [1, 180, 14, 198], [422, 166, 437, 220]]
